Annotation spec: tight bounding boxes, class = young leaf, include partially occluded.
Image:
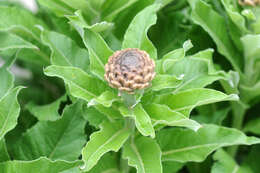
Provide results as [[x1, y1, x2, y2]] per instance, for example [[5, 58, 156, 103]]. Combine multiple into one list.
[[82, 106, 106, 128], [0, 6, 47, 39], [122, 4, 160, 59], [154, 88, 238, 116], [0, 86, 23, 140], [88, 91, 120, 107], [243, 118, 260, 135], [101, 0, 138, 21], [0, 139, 10, 162], [9, 102, 86, 161], [0, 68, 14, 99], [81, 121, 130, 171], [240, 34, 260, 103], [162, 161, 184, 173], [0, 157, 82, 173], [87, 153, 121, 173], [123, 136, 162, 173], [83, 28, 113, 80], [44, 65, 108, 102], [165, 49, 229, 92], [150, 75, 182, 91], [143, 103, 201, 131], [26, 95, 67, 121], [211, 149, 252, 173], [119, 104, 155, 138], [0, 32, 38, 51], [40, 30, 89, 71], [188, 0, 243, 73], [157, 124, 260, 163]]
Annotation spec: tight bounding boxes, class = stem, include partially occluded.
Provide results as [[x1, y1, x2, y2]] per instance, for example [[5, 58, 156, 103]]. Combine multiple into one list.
[[228, 101, 248, 156]]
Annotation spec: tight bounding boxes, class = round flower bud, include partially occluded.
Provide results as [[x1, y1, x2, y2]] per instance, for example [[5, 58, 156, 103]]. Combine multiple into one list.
[[238, 0, 260, 6], [104, 48, 156, 94]]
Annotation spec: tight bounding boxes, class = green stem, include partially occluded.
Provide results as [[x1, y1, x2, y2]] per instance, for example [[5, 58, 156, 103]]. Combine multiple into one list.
[[228, 101, 248, 156]]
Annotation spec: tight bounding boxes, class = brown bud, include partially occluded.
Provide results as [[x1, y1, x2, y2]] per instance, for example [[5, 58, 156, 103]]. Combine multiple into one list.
[[104, 48, 156, 94], [238, 0, 260, 6]]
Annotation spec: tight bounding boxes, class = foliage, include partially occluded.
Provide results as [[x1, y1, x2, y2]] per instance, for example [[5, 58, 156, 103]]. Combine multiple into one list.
[[0, 0, 260, 172]]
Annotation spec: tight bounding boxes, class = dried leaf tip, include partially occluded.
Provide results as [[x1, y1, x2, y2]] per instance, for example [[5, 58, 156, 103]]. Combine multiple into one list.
[[104, 48, 156, 94]]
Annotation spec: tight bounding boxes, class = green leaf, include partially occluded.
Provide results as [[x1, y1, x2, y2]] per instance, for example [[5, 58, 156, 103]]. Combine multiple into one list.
[[40, 29, 89, 71], [122, 4, 160, 59], [66, 11, 113, 33], [163, 49, 230, 92], [9, 102, 86, 161], [123, 136, 162, 173], [143, 103, 201, 131], [83, 28, 113, 80], [82, 105, 107, 128], [88, 91, 120, 107], [0, 139, 10, 162], [154, 88, 238, 116], [220, 0, 248, 33], [242, 145, 260, 172], [240, 34, 260, 103], [26, 95, 67, 121], [0, 68, 14, 99], [88, 153, 121, 173], [188, 0, 243, 72], [244, 118, 260, 135], [162, 161, 184, 173], [150, 75, 182, 91], [82, 121, 130, 171], [0, 157, 82, 173], [0, 86, 23, 140], [119, 104, 155, 138], [212, 149, 252, 173], [101, 0, 138, 21], [0, 32, 37, 51], [157, 124, 260, 163], [44, 65, 108, 102], [0, 6, 47, 39]]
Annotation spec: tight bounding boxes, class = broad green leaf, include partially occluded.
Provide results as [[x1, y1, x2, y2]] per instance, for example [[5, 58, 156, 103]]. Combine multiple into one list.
[[212, 149, 252, 173], [163, 49, 229, 92], [122, 4, 160, 59], [88, 153, 121, 173], [44, 65, 108, 102], [188, 0, 243, 72], [83, 28, 113, 80], [0, 139, 10, 162], [0, 86, 23, 140], [26, 95, 67, 121], [144, 103, 201, 131], [0, 68, 14, 99], [82, 105, 107, 128], [240, 34, 260, 103], [220, 0, 248, 33], [66, 11, 113, 33], [123, 136, 162, 173], [162, 161, 184, 173], [40, 29, 89, 71], [244, 118, 260, 135], [150, 75, 182, 91], [242, 145, 260, 172], [9, 102, 86, 161], [88, 91, 120, 107], [0, 157, 82, 173], [193, 107, 230, 125], [154, 88, 238, 116], [101, 0, 138, 21], [82, 121, 130, 171], [0, 32, 37, 51], [38, 0, 97, 24], [119, 104, 155, 138], [157, 124, 260, 163]]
